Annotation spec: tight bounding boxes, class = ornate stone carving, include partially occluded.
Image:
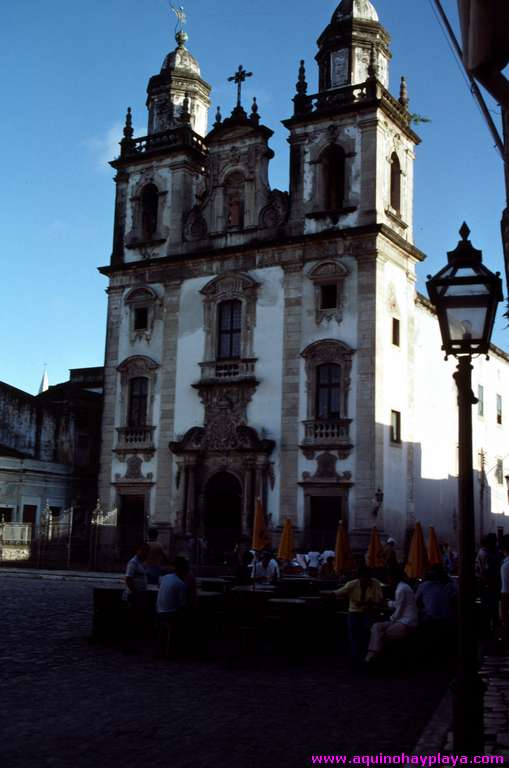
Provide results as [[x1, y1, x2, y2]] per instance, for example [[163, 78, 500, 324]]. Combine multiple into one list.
[[183, 207, 208, 242], [301, 450, 353, 483], [259, 190, 290, 229], [307, 259, 350, 325], [114, 455, 154, 482]]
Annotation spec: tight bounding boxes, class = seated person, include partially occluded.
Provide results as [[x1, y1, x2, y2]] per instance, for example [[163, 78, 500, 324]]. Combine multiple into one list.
[[319, 555, 337, 580], [366, 567, 418, 662], [252, 551, 280, 585], [335, 565, 384, 660], [307, 550, 321, 577], [156, 557, 190, 619], [416, 564, 457, 627], [234, 550, 254, 586]]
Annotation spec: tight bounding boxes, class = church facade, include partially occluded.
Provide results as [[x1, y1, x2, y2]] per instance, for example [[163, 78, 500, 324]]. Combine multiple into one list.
[[97, 0, 509, 559]]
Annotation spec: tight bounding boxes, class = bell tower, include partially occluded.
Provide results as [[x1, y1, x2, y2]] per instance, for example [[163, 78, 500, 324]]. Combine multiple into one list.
[[284, 0, 419, 244]]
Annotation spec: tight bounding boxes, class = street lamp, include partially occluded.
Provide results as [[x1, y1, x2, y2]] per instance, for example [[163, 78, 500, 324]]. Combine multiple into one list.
[[427, 223, 503, 754]]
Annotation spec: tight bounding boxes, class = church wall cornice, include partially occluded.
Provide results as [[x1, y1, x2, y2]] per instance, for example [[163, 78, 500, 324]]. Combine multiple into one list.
[[99, 221, 425, 282]]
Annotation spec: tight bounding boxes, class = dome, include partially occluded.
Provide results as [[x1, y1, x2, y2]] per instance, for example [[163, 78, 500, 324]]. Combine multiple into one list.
[[332, 0, 379, 23], [161, 35, 201, 76]]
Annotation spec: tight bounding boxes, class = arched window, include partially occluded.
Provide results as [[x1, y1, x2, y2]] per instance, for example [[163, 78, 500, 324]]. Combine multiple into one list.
[[217, 300, 242, 360], [141, 184, 159, 240], [224, 172, 244, 228], [390, 153, 401, 213], [322, 146, 346, 211], [316, 364, 341, 420], [128, 377, 149, 427]]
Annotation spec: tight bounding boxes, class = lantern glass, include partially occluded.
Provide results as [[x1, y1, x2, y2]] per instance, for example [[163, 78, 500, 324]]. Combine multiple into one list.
[[445, 306, 488, 343]]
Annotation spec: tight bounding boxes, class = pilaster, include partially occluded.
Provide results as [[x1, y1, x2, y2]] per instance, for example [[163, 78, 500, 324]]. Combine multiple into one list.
[[279, 262, 303, 525]]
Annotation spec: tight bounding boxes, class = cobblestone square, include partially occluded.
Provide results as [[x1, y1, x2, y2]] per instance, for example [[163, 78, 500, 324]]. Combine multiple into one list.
[[0, 575, 448, 768]]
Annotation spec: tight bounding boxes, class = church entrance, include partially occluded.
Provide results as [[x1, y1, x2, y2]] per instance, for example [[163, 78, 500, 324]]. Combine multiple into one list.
[[204, 472, 242, 564], [117, 494, 145, 561], [309, 496, 343, 551]]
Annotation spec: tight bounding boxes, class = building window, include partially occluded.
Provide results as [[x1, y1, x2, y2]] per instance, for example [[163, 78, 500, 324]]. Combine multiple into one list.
[[478, 385, 484, 417], [320, 284, 338, 310], [322, 145, 346, 211], [224, 172, 244, 229], [217, 300, 242, 360], [128, 377, 149, 427], [390, 153, 401, 213], [390, 410, 401, 443], [316, 364, 341, 420], [140, 183, 159, 241], [496, 458, 504, 485], [392, 318, 400, 347], [497, 394, 503, 425], [134, 306, 149, 332]]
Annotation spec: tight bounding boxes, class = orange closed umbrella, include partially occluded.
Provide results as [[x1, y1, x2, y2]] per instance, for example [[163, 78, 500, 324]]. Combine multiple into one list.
[[428, 526, 442, 566], [366, 526, 385, 569], [277, 518, 294, 562], [252, 498, 271, 551], [405, 522, 429, 578], [335, 522, 356, 574]]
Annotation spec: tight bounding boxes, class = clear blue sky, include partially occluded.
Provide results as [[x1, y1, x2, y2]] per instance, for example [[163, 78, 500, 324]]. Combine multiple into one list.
[[1, 0, 507, 394]]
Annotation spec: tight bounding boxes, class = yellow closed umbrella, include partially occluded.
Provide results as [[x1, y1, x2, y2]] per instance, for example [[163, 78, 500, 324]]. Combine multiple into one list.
[[277, 518, 294, 562], [252, 498, 270, 551], [405, 522, 428, 578], [335, 522, 356, 574], [366, 526, 385, 569], [428, 526, 442, 566]]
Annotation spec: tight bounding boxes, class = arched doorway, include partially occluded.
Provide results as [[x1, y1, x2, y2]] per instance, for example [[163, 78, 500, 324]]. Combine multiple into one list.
[[204, 472, 242, 564]]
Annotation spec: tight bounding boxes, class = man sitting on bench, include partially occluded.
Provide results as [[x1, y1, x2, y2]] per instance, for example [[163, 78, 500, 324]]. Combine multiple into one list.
[[365, 567, 418, 662]]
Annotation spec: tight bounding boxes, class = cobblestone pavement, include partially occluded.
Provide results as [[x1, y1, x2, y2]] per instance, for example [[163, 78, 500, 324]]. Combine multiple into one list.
[[1, 576, 448, 768]]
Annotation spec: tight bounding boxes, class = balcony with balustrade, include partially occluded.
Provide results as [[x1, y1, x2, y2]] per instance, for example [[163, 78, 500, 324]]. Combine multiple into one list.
[[301, 418, 353, 457], [115, 426, 156, 456]]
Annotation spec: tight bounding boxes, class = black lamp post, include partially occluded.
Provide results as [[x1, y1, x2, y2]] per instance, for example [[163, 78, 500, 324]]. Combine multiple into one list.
[[426, 223, 503, 754]]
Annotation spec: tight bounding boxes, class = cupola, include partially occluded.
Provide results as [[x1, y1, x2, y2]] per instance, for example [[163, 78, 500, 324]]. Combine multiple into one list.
[[146, 29, 211, 137], [316, 0, 391, 91]]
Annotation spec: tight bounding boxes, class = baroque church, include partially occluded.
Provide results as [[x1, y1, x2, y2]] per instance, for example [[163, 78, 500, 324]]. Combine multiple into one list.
[[98, 0, 509, 560]]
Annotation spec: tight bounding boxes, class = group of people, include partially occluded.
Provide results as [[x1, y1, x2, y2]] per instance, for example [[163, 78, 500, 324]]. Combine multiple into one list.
[[335, 563, 458, 664], [476, 532, 509, 645]]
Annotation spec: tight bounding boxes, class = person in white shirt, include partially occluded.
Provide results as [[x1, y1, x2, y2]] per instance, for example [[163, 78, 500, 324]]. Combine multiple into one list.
[[157, 557, 190, 616], [307, 550, 321, 576], [253, 551, 280, 584], [366, 568, 418, 662], [500, 535, 509, 644], [320, 550, 336, 566]]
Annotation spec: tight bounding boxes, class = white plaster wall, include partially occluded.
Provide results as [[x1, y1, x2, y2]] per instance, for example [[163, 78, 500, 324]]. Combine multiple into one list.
[[247, 267, 285, 525], [173, 276, 209, 436]]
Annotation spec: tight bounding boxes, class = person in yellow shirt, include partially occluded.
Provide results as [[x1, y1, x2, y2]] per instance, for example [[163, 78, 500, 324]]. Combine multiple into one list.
[[335, 565, 384, 661]]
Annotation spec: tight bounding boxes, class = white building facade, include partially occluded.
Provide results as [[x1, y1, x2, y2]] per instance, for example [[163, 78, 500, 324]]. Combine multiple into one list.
[[98, 0, 509, 559]]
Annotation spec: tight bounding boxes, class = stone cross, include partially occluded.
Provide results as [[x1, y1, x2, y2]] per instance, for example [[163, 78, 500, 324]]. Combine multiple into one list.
[[228, 65, 253, 108]]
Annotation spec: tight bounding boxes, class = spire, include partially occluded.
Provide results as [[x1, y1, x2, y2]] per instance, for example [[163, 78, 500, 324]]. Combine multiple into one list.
[[120, 107, 135, 157], [39, 366, 49, 394], [171, 4, 188, 49], [250, 97, 260, 126], [293, 60, 311, 116], [228, 65, 253, 118], [399, 76, 409, 110]]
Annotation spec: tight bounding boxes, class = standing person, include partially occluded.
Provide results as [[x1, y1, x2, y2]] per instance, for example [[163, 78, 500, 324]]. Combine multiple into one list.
[[156, 557, 191, 617], [382, 537, 398, 569], [124, 542, 150, 650], [145, 527, 168, 586], [234, 550, 254, 586], [500, 535, 509, 645], [366, 568, 418, 662], [476, 533, 501, 641], [335, 566, 384, 660], [442, 542, 457, 575]]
